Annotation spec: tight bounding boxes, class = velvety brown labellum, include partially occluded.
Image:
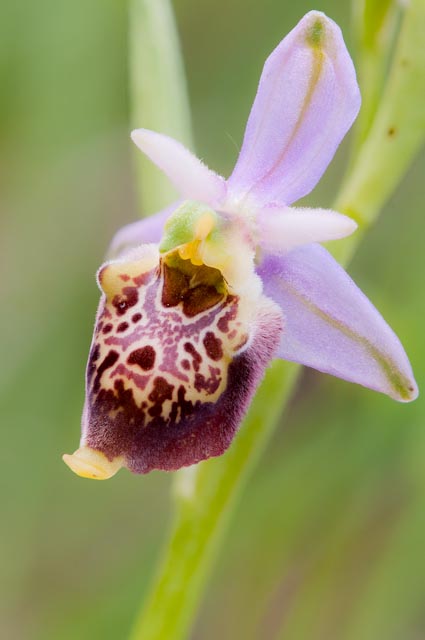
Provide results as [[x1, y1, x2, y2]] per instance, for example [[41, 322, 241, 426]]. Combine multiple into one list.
[[80, 249, 283, 473]]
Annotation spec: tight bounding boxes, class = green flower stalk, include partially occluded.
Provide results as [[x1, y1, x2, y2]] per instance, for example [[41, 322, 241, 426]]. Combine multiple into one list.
[[129, 0, 194, 214], [351, 0, 401, 150]]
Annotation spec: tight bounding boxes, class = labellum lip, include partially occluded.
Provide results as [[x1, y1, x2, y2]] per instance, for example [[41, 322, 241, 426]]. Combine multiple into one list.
[[68, 244, 283, 477]]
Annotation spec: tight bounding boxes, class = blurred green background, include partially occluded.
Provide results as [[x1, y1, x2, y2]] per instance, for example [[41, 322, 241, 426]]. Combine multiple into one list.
[[1, 1, 424, 638]]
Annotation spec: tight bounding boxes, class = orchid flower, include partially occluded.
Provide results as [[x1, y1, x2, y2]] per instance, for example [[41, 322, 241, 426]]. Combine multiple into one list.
[[63, 11, 417, 480]]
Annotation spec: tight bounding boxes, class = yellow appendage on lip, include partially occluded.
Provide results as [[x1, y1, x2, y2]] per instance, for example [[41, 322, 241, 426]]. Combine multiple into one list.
[[160, 200, 259, 297], [178, 211, 216, 266], [62, 446, 123, 480]]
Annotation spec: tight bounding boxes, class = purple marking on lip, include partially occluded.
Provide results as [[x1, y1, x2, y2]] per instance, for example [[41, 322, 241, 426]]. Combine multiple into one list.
[[110, 363, 151, 391]]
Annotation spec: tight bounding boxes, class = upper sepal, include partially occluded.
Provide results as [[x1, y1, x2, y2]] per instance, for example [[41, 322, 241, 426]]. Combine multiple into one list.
[[226, 11, 361, 210]]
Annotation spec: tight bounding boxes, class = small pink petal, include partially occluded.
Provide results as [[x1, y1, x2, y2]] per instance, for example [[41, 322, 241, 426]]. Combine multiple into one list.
[[131, 129, 226, 207], [257, 206, 357, 253]]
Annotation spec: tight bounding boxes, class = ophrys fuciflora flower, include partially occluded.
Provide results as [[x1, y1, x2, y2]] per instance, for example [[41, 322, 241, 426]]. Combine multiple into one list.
[[63, 12, 417, 479]]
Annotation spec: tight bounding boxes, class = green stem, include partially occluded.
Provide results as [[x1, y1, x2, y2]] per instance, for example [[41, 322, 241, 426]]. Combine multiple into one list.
[[129, 0, 194, 214], [332, 0, 425, 265], [349, 0, 400, 158], [129, 1, 425, 638], [130, 361, 299, 640]]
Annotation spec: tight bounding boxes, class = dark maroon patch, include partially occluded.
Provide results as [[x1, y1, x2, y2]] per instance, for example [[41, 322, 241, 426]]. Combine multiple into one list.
[[161, 262, 224, 317], [119, 274, 130, 282], [181, 359, 190, 371], [203, 332, 223, 360], [102, 323, 113, 335], [117, 322, 129, 333], [127, 346, 156, 371], [112, 286, 138, 316], [183, 285, 223, 317], [90, 343, 100, 363], [133, 272, 151, 286], [217, 297, 238, 332], [169, 385, 195, 423], [162, 263, 190, 308], [148, 377, 174, 417], [194, 372, 221, 394], [87, 343, 101, 380], [92, 350, 119, 393], [184, 342, 202, 372], [132, 313, 142, 323]]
